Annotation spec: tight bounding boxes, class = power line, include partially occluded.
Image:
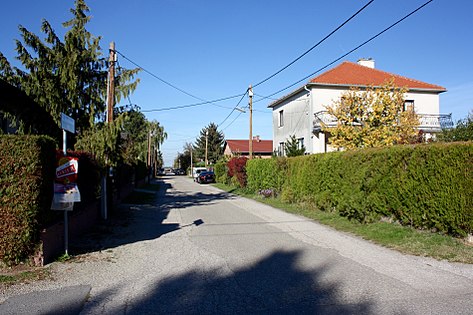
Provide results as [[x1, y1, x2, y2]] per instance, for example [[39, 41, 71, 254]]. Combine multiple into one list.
[[254, 0, 434, 104], [217, 89, 248, 128], [220, 110, 245, 132], [252, 0, 375, 88], [115, 49, 204, 100], [141, 94, 244, 113], [115, 49, 243, 111]]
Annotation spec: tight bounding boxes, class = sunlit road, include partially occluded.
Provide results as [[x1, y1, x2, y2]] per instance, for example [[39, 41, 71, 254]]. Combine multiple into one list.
[[97, 175, 472, 314], [2, 175, 472, 314]]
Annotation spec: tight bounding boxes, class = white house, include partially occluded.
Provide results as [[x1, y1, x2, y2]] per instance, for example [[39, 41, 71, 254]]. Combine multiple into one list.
[[268, 59, 452, 155]]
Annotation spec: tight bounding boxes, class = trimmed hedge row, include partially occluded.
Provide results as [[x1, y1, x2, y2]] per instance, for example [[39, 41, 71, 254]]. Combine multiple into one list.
[[246, 142, 473, 237], [0, 135, 56, 264]]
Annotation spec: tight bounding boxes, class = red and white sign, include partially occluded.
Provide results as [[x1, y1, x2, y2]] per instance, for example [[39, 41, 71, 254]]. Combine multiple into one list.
[[52, 157, 81, 208]]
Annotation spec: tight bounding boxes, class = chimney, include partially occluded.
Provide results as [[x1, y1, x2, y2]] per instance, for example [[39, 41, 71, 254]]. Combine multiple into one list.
[[357, 58, 375, 69], [253, 135, 261, 142]]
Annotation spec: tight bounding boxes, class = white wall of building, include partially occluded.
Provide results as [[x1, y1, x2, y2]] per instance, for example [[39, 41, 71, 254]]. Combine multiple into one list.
[[272, 85, 442, 155], [272, 90, 311, 154]]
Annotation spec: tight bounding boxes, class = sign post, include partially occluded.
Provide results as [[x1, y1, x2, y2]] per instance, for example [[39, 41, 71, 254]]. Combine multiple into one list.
[[51, 113, 80, 256]]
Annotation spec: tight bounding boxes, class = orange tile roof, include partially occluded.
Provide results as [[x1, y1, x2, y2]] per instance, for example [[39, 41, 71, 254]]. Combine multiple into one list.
[[309, 61, 446, 91], [225, 139, 273, 154]]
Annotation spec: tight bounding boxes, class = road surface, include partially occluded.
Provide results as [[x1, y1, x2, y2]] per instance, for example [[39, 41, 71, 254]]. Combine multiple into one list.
[[1, 176, 472, 314]]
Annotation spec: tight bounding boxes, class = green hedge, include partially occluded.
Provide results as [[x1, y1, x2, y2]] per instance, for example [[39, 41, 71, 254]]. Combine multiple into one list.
[[246, 142, 473, 237], [213, 160, 228, 184], [0, 135, 56, 264], [246, 157, 287, 194]]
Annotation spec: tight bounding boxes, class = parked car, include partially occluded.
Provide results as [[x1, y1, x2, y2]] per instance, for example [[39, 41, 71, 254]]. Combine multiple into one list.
[[164, 167, 175, 175], [192, 167, 207, 181], [174, 168, 185, 175], [196, 171, 215, 184]]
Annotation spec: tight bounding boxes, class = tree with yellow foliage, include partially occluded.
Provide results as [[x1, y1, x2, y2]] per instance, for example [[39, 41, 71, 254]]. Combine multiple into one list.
[[323, 82, 420, 150]]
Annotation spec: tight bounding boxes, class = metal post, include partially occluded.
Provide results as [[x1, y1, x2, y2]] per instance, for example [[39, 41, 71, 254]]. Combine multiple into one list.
[[62, 128, 68, 255]]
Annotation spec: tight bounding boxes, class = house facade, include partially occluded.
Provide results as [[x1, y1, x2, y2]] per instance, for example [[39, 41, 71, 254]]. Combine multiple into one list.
[[223, 137, 273, 158], [268, 59, 451, 155]]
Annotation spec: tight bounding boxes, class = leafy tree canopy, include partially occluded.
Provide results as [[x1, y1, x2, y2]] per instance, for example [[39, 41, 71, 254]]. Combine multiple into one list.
[[323, 82, 420, 150], [174, 142, 194, 171], [439, 111, 473, 142]]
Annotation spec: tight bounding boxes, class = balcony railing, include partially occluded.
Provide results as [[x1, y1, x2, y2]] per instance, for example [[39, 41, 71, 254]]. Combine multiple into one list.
[[312, 111, 338, 133], [418, 113, 453, 132], [313, 111, 453, 134]]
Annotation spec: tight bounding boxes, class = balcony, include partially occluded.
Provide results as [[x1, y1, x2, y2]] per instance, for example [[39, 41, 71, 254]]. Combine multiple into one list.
[[418, 113, 453, 133], [313, 111, 453, 134], [312, 111, 338, 133]]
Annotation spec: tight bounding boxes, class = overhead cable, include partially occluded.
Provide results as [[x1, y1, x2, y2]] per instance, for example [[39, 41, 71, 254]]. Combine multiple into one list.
[[254, 0, 434, 103], [115, 50, 244, 111], [252, 0, 375, 88], [217, 89, 248, 128]]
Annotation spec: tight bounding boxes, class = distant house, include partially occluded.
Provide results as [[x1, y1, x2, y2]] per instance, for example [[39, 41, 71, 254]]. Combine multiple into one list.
[[223, 137, 273, 158], [268, 59, 452, 155]]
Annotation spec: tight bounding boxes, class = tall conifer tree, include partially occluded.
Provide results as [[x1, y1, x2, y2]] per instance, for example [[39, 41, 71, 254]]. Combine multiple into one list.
[[0, 0, 140, 133]]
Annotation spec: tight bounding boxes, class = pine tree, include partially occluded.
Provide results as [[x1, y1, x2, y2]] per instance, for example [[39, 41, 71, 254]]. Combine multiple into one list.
[[0, 0, 139, 134], [284, 135, 306, 157], [194, 122, 225, 165]]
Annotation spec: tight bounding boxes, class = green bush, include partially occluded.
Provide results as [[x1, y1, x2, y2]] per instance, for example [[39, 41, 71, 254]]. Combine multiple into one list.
[[246, 142, 473, 237], [214, 160, 229, 184], [246, 157, 287, 194], [0, 135, 56, 265]]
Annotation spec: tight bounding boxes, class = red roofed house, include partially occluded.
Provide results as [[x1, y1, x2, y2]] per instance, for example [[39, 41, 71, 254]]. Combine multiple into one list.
[[268, 59, 452, 155], [224, 137, 273, 158]]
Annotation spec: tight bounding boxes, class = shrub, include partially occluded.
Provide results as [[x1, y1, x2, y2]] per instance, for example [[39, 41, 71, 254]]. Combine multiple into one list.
[[214, 160, 229, 184], [227, 157, 248, 188], [245, 142, 473, 237], [246, 157, 287, 194], [0, 135, 56, 265]]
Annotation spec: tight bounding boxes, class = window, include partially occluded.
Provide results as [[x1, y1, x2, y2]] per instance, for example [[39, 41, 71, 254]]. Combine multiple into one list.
[[404, 100, 415, 112], [297, 138, 304, 150], [279, 110, 284, 127], [279, 142, 285, 156]]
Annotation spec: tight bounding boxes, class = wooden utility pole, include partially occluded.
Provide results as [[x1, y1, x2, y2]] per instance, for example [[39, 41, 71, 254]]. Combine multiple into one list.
[[106, 42, 116, 123], [205, 130, 209, 167], [248, 85, 253, 159]]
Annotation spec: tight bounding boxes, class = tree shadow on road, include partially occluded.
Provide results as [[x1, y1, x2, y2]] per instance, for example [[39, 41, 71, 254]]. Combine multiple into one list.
[[87, 249, 373, 314], [69, 179, 234, 255]]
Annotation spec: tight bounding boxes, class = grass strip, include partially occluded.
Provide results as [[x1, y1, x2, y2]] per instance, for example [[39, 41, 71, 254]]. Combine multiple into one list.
[[0, 269, 50, 285], [213, 183, 473, 264]]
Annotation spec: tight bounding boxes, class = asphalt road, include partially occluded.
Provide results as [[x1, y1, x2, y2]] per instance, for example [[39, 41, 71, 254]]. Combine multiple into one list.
[[1, 175, 472, 314]]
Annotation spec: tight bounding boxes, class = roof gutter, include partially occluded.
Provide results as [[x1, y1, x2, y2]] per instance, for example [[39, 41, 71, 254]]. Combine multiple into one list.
[[267, 85, 309, 108], [306, 82, 447, 93]]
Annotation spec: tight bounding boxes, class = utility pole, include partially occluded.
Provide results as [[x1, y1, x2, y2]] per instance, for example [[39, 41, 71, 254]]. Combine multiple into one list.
[[106, 42, 116, 123], [205, 129, 209, 168], [102, 41, 116, 221], [248, 85, 253, 159], [190, 145, 193, 178]]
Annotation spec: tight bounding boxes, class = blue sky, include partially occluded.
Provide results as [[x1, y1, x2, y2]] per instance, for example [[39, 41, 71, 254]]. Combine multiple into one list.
[[1, 0, 472, 165]]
